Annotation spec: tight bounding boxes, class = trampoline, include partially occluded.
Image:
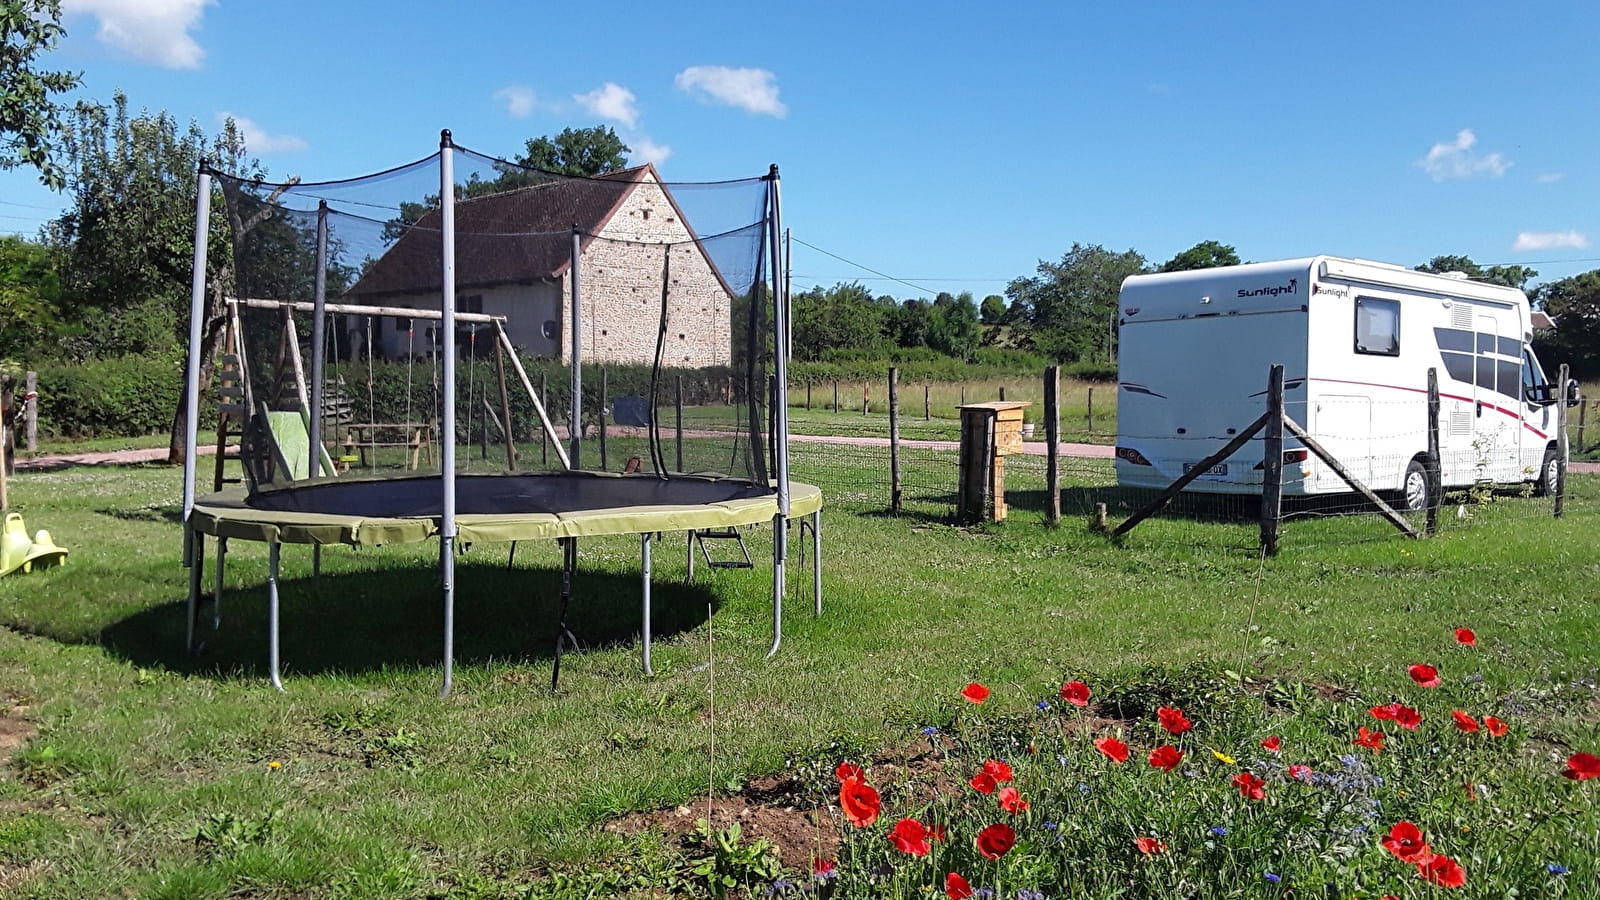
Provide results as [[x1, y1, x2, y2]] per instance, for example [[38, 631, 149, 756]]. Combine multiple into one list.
[[190, 473, 821, 691], [178, 132, 816, 694]]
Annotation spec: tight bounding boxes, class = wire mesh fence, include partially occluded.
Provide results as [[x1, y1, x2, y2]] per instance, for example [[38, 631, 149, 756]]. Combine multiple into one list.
[[785, 366, 1590, 555]]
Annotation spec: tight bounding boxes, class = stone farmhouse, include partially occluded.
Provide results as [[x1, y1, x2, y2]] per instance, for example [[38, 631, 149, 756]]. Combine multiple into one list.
[[345, 164, 735, 367]]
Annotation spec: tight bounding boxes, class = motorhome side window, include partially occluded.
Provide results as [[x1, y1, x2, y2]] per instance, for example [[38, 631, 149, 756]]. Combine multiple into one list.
[[1353, 297, 1400, 356]]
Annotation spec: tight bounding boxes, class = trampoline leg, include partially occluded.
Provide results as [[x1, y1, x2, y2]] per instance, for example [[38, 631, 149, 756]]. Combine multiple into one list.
[[766, 514, 784, 660], [551, 538, 578, 692], [268, 542, 285, 692], [185, 528, 202, 655], [812, 509, 822, 617], [441, 535, 456, 698], [507, 540, 517, 570], [685, 530, 695, 583], [641, 532, 654, 675], [214, 537, 227, 630]]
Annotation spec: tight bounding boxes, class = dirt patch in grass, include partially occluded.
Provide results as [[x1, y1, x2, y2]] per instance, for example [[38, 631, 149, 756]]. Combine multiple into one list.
[[604, 772, 840, 871], [0, 693, 38, 769]]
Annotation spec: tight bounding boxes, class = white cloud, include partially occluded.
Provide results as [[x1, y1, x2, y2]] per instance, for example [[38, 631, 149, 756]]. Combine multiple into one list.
[[64, 0, 212, 70], [494, 86, 537, 119], [674, 65, 787, 118], [1419, 128, 1510, 181], [1536, 172, 1564, 184], [219, 113, 308, 154], [574, 83, 639, 128], [1512, 230, 1590, 252], [632, 138, 672, 166]]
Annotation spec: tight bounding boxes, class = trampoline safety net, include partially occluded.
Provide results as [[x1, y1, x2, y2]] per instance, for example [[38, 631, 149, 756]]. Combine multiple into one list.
[[204, 138, 778, 495]]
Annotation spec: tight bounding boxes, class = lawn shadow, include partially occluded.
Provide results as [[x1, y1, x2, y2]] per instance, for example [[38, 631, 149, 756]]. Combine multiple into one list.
[[98, 557, 718, 680]]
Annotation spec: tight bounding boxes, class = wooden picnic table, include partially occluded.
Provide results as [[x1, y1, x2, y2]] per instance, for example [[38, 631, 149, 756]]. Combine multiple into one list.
[[342, 422, 434, 470]]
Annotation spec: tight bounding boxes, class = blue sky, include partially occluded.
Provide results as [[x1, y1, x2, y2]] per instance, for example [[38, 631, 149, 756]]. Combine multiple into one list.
[[4, 1, 1598, 301]]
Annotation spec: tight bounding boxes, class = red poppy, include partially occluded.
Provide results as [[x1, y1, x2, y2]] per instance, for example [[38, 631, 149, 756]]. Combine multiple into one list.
[[1454, 627, 1476, 646], [888, 817, 932, 856], [1288, 764, 1313, 782], [1232, 771, 1266, 800], [1148, 745, 1183, 772], [970, 771, 997, 794], [1417, 854, 1466, 888], [1369, 703, 1399, 721], [1060, 680, 1091, 707], [962, 683, 990, 704], [1392, 705, 1422, 730], [1381, 821, 1431, 863], [1483, 716, 1508, 737], [812, 857, 836, 877], [1562, 752, 1600, 781], [835, 761, 864, 783], [998, 786, 1030, 814], [1157, 706, 1194, 735], [1260, 735, 1281, 753], [1408, 664, 1441, 688], [975, 823, 1016, 859], [1353, 726, 1385, 754], [983, 759, 1014, 782], [1094, 736, 1129, 764], [945, 872, 973, 900], [1451, 710, 1480, 733], [1134, 836, 1166, 855], [840, 778, 881, 828]]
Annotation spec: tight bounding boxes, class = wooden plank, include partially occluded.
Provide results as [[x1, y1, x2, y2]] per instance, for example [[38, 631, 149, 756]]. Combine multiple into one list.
[[1259, 365, 1285, 556], [1112, 411, 1271, 537], [1282, 417, 1418, 539]]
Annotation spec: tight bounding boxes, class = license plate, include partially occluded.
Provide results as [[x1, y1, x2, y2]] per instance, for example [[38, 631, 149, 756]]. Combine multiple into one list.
[[1183, 462, 1228, 477]]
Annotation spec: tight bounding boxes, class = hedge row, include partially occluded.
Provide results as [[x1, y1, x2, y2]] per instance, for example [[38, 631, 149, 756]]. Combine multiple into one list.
[[32, 356, 187, 439]]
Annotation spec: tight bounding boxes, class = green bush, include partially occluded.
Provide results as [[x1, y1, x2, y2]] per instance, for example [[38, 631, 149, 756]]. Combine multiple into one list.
[[34, 355, 185, 439]]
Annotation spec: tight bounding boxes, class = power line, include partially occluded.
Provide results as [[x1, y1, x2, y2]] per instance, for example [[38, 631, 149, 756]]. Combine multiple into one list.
[[788, 235, 943, 296]]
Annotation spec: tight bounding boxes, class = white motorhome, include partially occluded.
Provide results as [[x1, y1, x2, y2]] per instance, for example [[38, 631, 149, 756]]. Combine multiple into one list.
[[1114, 256, 1575, 509]]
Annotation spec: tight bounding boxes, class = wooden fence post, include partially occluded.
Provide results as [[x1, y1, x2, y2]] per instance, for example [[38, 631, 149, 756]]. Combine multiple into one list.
[[833, 380, 839, 414], [1259, 365, 1285, 556], [999, 386, 1007, 402], [889, 367, 902, 512], [24, 371, 36, 452], [1045, 365, 1061, 526], [1577, 399, 1587, 454], [1556, 364, 1570, 518], [1426, 368, 1440, 535], [924, 385, 930, 422], [1087, 386, 1095, 438], [862, 381, 869, 416], [806, 382, 812, 411]]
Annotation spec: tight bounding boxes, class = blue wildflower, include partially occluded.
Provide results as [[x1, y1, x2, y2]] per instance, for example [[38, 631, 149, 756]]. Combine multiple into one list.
[[765, 879, 795, 897], [1043, 820, 1058, 831], [975, 890, 995, 900], [1078, 783, 1091, 793], [1264, 873, 1281, 884], [1209, 826, 1228, 836], [921, 725, 938, 735], [1548, 863, 1569, 876], [1037, 699, 1052, 711]]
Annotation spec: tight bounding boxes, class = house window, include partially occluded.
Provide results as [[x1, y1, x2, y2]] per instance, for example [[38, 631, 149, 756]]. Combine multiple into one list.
[[1354, 297, 1400, 356]]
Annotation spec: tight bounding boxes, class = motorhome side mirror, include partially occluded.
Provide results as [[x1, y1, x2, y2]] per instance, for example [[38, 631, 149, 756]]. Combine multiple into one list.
[[1567, 378, 1581, 408]]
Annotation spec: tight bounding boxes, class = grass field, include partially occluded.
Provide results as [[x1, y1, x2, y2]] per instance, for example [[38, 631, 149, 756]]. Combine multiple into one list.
[[0, 450, 1597, 896]]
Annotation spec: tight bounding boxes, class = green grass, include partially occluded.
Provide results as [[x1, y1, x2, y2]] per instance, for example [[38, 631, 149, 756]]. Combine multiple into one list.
[[0, 458, 1596, 897]]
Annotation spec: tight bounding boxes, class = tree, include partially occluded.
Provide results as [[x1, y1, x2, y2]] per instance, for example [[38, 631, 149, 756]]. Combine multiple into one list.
[[926, 291, 981, 359], [791, 281, 891, 360], [517, 126, 631, 177], [1416, 255, 1538, 290], [0, 0, 80, 188], [1158, 240, 1240, 272], [979, 294, 1006, 324], [0, 235, 58, 358], [1532, 270, 1600, 379], [1005, 243, 1147, 363]]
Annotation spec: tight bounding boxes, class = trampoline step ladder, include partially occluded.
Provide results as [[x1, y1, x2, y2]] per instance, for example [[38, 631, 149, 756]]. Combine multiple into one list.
[[213, 352, 248, 491], [693, 527, 753, 570]]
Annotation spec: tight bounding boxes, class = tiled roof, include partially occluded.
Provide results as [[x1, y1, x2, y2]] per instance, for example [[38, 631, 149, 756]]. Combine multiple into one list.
[[347, 165, 651, 296]]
